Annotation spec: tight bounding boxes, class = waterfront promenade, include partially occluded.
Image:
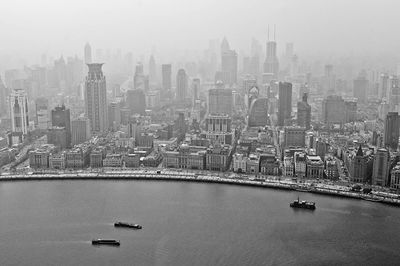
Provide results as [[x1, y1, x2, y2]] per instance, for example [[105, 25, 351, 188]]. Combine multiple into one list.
[[1, 169, 400, 207]]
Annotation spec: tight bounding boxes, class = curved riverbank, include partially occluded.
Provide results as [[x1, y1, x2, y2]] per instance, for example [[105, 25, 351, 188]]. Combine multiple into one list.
[[1, 170, 400, 207]]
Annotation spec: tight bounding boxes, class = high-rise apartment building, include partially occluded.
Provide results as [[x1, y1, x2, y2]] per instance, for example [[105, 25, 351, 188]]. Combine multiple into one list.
[[85, 63, 108, 133], [278, 82, 292, 126]]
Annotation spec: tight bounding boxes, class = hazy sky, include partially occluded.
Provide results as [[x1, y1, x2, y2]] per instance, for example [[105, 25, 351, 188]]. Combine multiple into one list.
[[0, 0, 399, 59]]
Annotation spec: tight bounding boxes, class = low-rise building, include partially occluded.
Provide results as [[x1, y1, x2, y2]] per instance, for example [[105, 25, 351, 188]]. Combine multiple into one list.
[[233, 153, 247, 173], [163, 144, 206, 170], [294, 152, 306, 178], [390, 162, 400, 189], [205, 144, 232, 171], [259, 154, 280, 176], [246, 154, 259, 175], [49, 152, 66, 169], [103, 154, 123, 167], [124, 154, 140, 167], [29, 144, 56, 169], [306, 155, 324, 179], [324, 155, 339, 180], [283, 156, 294, 176]]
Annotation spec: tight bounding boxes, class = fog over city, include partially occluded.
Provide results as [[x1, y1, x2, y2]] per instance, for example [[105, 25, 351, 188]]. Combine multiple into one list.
[[2, 1, 400, 265], [1, 0, 400, 67]]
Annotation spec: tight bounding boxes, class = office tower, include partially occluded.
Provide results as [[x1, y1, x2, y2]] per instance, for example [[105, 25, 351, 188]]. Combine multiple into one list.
[[71, 117, 91, 146], [84, 43, 92, 64], [297, 93, 311, 129], [108, 102, 121, 130], [324, 64, 335, 94], [379, 74, 389, 99], [149, 55, 156, 85], [248, 98, 268, 127], [372, 148, 389, 186], [277, 82, 292, 126], [192, 78, 200, 104], [221, 37, 238, 85], [176, 69, 188, 101], [0, 75, 8, 115], [35, 97, 49, 130], [208, 83, 233, 116], [85, 63, 108, 133], [284, 126, 306, 148], [126, 89, 146, 115], [321, 95, 346, 125], [134, 62, 145, 91], [51, 105, 71, 148], [162, 64, 172, 91], [384, 112, 400, 151], [263, 27, 279, 79], [353, 76, 368, 104]]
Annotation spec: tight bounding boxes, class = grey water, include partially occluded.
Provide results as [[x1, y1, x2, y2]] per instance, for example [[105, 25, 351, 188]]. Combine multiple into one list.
[[0, 180, 399, 266]]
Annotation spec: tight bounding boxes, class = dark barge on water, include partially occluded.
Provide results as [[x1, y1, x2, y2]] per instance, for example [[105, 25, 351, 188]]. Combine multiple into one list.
[[290, 197, 316, 210], [114, 222, 142, 229]]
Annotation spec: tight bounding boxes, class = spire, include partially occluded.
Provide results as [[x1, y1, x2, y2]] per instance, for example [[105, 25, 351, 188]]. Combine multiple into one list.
[[356, 144, 364, 157], [267, 25, 270, 41]]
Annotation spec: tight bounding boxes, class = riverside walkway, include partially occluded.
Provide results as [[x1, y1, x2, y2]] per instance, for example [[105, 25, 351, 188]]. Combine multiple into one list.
[[1, 169, 400, 207]]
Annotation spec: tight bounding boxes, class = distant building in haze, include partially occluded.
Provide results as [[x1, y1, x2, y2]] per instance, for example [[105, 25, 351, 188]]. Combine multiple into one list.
[[84, 43, 92, 64], [353, 76, 368, 104], [71, 117, 91, 146], [208, 82, 232, 116], [162, 64, 172, 91], [263, 28, 279, 79], [85, 63, 108, 133], [176, 69, 188, 101], [35, 97, 49, 130], [126, 89, 146, 115], [220, 37, 238, 85], [248, 98, 268, 127]]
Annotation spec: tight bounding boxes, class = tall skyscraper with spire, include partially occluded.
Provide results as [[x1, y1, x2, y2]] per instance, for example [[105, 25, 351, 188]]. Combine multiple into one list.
[[85, 63, 108, 133], [263, 26, 279, 79], [220, 37, 238, 85], [8, 89, 29, 144], [84, 43, 92, 64]]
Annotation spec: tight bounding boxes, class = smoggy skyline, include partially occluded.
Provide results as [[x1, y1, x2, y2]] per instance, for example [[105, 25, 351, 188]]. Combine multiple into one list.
[[1, 0, 399, 61]]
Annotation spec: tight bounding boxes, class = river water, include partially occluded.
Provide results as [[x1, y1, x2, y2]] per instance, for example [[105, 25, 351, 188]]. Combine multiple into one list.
[[0, 180, 399, 266]]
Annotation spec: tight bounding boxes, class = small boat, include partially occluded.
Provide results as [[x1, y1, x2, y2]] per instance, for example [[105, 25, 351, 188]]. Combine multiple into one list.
[[92, 239, 120, 246], [114, 222, 142, 229], [295, 185, 311, 192], [290, 197, 316, 210], [361, 195, 384, 202]]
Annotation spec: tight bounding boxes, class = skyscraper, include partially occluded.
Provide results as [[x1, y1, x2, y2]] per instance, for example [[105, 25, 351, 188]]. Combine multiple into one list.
[[85, 63, 108, 133], [162, 64, 172, 91], [384, 112, 400, 151], [35, 98, 49, 130], [8, 89, 29, 144], [248, 98, 268, 127], [208, 82, 233, 116], [221, 37, 238, 85], [84, 43, 92, 64], [263, 27, 279, 79], [297, 93, 311, 129], [278, 82, 292, 126], [176, 69, 188, 101], [51, 105, 71, 148], [321, 95, 346, 125]]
